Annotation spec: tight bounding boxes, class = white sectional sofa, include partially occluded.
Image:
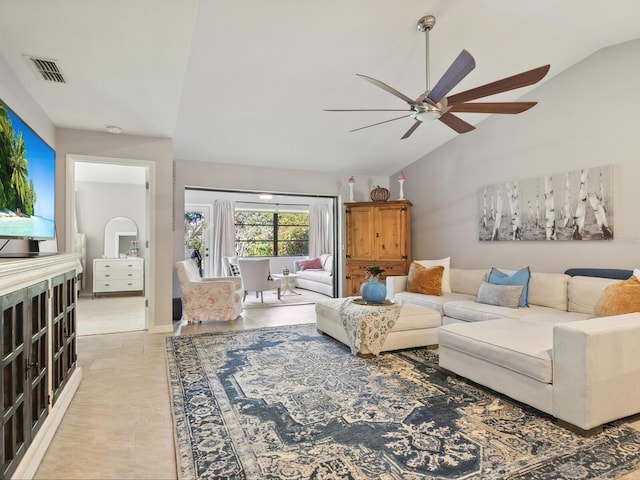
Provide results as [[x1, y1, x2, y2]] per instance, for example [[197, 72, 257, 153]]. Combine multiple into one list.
[[293, 253, 334, 297], [386, 268, 640, 435]]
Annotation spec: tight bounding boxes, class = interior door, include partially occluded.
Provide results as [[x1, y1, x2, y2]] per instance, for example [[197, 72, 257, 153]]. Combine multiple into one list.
[[184, 204, 212, 277]]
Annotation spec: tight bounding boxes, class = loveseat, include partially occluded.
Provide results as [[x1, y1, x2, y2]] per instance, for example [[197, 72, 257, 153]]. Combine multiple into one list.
[[293, 253, 334, 296], [386, 266, 640, 435]]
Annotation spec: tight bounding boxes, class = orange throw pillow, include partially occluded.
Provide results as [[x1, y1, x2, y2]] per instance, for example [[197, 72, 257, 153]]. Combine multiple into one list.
[[407, 263, 444, 296], [593, 276, 640, 317]]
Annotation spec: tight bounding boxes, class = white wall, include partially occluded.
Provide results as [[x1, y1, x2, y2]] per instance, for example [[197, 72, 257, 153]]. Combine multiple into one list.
[[75, 181, 146, 292], [393, 39, 640, 273]]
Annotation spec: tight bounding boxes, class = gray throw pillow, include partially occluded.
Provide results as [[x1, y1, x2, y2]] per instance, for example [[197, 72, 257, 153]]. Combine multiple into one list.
[[476, 281, 524, 308], [229, 264, 240, 276]]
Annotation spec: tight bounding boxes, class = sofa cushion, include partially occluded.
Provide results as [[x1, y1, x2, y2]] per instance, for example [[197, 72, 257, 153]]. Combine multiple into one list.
[[407, 263, 444, 296], [450, 268, 488, 296], [416, 257, 451, 293], [488, 266, 530, 307], [296, 269, 333, 285], [476, 281, 524, 308], [392, 303, 442, 331], [438, 319, 554, 383], [394, 291, 474, 314], [443, 300, 561, 323], [593, 277, 640, 317], [517, 312, 590, 325], [527, 272, 570, 310], [567, 276, 620, 314]]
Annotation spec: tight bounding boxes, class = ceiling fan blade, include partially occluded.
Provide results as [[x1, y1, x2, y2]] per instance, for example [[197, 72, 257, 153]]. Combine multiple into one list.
[[324, 109, 413, 112], [449, 102, 537, 114], [447, 65, 550, 105], [401, 121, 422, 140], [350, 114, 412, 133], [427, 49, 476, 103], [439, 112, 475, 134], [356, 74, 416, 105]]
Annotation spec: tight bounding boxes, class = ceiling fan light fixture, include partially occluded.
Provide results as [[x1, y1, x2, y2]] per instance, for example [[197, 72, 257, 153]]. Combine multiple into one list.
[[413, 103, 442, 122], [413, 110, 441, 122]]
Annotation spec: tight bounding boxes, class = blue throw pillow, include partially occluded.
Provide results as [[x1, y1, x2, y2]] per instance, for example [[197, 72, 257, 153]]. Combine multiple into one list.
[[487, 266, 531, 307]]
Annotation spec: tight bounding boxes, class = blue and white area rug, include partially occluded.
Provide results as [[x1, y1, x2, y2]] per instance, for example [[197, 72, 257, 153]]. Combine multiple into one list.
[[165, 324, 640, 479]]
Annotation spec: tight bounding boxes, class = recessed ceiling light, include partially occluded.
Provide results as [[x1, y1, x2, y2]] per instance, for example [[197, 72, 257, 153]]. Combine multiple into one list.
[[106, 125, 122, 134], [258, 194, 273, 200]]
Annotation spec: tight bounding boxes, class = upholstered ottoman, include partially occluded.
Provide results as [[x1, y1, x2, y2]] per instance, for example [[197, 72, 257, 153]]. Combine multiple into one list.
[[315, 298, 441, 355]]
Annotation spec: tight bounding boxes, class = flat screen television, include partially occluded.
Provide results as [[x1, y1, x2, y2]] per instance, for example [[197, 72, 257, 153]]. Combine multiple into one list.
[[0, 98, 56, 245]]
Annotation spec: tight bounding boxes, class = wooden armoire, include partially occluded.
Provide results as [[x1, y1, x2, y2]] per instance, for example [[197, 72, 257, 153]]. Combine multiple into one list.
[[344, 199, 412, 296]]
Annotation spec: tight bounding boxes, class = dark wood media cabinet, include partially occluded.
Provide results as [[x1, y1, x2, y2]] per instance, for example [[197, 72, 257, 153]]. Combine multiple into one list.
[[0, 253, 82, 479]]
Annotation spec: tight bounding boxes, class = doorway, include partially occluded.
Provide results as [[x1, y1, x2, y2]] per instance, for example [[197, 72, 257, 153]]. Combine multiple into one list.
[[67, 155, 152, 335], [184, 188, 340, 297]]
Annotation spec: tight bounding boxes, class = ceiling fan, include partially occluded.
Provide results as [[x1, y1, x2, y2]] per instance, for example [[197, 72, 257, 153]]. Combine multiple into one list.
[[325, 15, 550, 139]]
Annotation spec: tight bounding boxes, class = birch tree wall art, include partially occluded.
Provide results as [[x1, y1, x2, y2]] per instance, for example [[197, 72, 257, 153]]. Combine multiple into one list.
[[478, 165, 613, 241]]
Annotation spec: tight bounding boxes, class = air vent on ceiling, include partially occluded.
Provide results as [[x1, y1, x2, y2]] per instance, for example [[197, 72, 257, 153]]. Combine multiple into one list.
[[25, 56, 66, 83]]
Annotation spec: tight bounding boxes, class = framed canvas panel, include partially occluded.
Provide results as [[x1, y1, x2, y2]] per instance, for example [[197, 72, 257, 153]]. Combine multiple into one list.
[[479, 165, 613, 241]]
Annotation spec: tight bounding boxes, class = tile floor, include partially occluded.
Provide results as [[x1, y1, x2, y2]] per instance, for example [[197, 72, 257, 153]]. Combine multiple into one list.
[[33, 298, 640, 480], [76, 295, 146, 336], [34, 298, 317, 479]]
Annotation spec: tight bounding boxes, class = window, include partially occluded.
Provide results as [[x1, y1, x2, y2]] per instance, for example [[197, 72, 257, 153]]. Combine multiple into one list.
[[235, 211, 309, 257]]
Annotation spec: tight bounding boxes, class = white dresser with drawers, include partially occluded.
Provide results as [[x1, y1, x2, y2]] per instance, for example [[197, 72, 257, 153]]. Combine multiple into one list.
[[93, 257, 144, 296]]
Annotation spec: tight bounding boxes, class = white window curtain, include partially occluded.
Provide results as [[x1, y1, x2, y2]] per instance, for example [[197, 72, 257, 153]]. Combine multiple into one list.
[[212, 200, 235, 277], [308, 203, 330, 258]]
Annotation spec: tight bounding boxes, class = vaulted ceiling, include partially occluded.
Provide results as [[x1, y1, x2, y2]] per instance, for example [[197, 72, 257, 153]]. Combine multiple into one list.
[[1, 1, 639, 176]]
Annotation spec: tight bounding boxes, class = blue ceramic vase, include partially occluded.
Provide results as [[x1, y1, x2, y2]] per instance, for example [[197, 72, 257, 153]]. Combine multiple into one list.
[[360, 277, 387, 303]]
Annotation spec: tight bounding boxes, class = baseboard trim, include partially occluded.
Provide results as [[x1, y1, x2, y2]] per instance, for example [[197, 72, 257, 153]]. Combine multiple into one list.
[[13, 367, 83, 479], [150, 324, 174, 334]]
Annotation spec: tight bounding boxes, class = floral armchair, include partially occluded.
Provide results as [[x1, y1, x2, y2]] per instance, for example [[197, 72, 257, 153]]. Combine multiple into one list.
[[175, 260, 243, 324]]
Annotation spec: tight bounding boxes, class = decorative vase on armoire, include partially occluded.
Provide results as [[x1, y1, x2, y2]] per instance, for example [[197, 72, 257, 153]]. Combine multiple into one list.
[[360, 265, 387, 303]]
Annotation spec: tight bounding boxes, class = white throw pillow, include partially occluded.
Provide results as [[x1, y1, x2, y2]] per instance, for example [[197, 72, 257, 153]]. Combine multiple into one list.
[[416, 257, 451, 293], [634, 268, 640, 280]]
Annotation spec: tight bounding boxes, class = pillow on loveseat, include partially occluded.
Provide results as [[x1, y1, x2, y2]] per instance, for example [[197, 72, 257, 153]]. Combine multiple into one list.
[[476, 281, 524, 308], [407, 263, 444, 296], [593, 276, 640, 317], [298, 257, 323, 270]]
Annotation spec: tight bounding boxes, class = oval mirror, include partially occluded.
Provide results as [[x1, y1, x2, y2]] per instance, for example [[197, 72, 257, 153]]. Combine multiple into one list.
[[104, 216, 138, 258]]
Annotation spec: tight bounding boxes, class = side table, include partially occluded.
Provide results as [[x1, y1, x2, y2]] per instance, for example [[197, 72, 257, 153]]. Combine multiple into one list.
[[272, 273, 300, 296]]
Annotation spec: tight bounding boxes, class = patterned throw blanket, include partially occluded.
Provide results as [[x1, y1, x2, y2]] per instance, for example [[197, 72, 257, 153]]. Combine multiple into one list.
[[339, 298, 402, 355]]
